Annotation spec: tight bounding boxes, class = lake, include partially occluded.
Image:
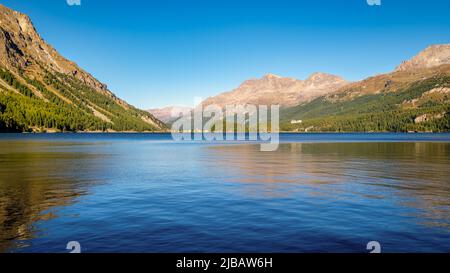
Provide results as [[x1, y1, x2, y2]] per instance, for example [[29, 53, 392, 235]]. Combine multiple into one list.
[[0, 133, 449, 253]]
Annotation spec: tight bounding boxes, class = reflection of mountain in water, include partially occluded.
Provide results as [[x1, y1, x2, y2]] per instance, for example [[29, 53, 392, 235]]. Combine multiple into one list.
[[0, 141, 106, 252], [205, 142, 450, 229]]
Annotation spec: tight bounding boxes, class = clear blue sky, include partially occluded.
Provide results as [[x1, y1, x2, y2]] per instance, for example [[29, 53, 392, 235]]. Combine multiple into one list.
[[2, 0, 450, 109]]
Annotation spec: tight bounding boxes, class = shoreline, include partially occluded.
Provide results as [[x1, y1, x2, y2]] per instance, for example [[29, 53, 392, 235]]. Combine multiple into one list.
[[1, 131, 449, 134]]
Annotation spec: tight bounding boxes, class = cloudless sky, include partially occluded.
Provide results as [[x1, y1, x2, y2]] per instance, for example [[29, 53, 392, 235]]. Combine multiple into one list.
[[1, 0, 450, 109]]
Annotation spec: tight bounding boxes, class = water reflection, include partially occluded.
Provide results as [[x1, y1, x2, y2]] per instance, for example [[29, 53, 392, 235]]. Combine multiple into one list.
[[0, 137, 449, 253], [0, 141, 106, 252], [206, 142, 450, 229]]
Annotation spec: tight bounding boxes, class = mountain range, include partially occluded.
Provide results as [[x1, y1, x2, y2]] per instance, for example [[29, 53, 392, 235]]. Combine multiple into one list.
[[0, 4, 165, 132], [148, 106, 192, 124], [200, 72, 349, 108], [280, 45, 450, 132], [151, 45, 450, 132], [0, 3, 449, 133]]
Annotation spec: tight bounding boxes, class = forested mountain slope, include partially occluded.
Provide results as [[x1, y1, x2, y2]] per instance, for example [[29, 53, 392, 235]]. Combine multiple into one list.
[[281, 46, 450, 132], [0, 4, 165, 132]]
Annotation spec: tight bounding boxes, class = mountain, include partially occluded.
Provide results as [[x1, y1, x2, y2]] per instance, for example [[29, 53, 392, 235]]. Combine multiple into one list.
[[0, 4, 165, 132], [148, 106, 192, 124], [201, 72, 349, 108], [281, 44, 450, 132], [396, 44, 450, 72]]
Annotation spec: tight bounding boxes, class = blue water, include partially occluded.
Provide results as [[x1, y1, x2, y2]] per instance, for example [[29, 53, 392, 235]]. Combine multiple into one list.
[[0, 133, 449, 253]]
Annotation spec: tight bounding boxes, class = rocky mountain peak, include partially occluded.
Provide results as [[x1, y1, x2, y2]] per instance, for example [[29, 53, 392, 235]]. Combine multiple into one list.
[[263, 73, 282, 80], [304, 72, 349, 90], [307, 72, 338, 81], [395, 44, 450, 72], [0, 4, 108, 92], [201, 72, 349, 108], [0, 5, 34, 34]]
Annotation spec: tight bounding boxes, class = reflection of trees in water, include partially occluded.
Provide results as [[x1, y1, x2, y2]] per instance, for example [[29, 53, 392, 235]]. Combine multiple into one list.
[[0, 141, 105, 252], [205, 142, 450, 229], [0, 178, 84, 252]]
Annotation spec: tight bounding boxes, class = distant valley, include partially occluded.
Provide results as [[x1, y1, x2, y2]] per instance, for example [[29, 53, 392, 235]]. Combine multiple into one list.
[[148, 106, 192, 124]]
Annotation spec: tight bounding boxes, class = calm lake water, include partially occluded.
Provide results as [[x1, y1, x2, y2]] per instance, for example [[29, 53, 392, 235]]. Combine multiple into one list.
[[0, 133, 449, 253]]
